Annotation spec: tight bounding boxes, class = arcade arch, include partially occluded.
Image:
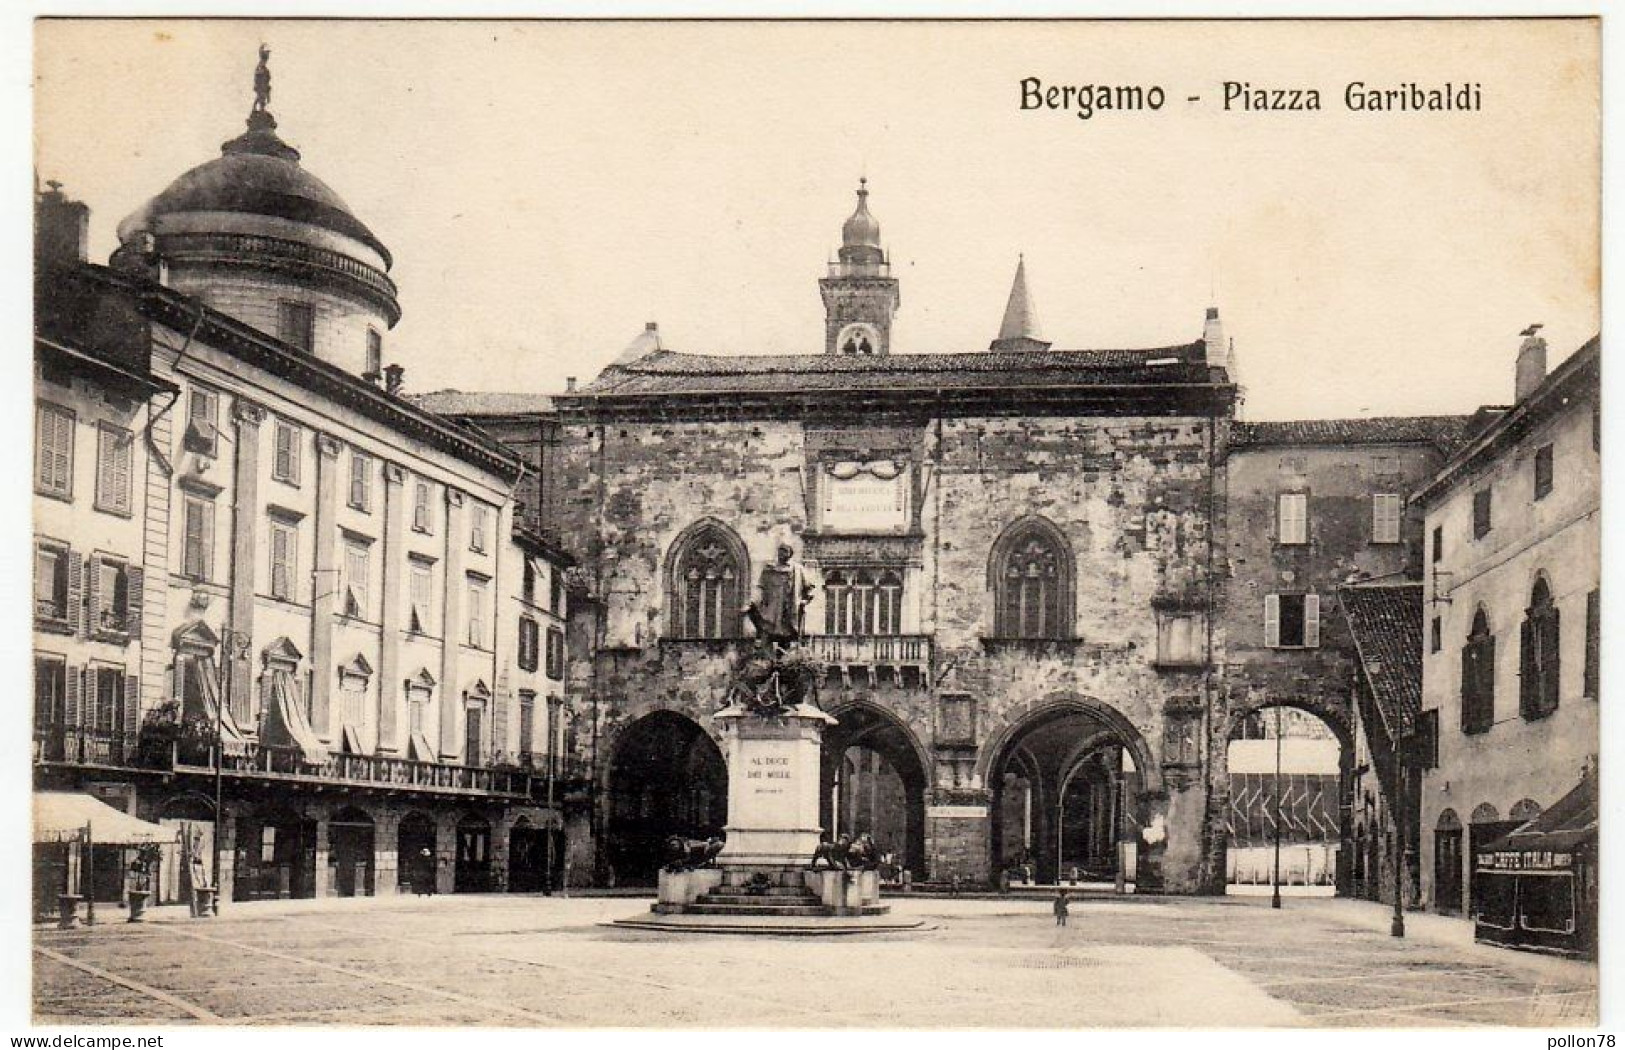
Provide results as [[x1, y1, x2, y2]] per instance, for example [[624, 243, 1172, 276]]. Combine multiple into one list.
[[605, 710, 727, 885], [820, 701, 928, 877]]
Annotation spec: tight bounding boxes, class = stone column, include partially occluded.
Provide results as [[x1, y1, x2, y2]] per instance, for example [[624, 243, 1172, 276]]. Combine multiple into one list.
[[438, 489, 467, 760], [490, 813, 511, 894], [227, 399, 265, 725], [435, 812, 458, 895], [309, 434, 342, 737], [375, 810, 401, 895], [377, 464, 407, 753]]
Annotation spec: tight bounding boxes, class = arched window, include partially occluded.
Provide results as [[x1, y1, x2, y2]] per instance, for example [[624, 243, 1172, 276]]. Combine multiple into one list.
[[1461, 607, 1495, 735], [1520, 575, 1561, 720], [666, 522, 747, 640], [823, 567, 904, 636], [990, 518, 1074, 639]]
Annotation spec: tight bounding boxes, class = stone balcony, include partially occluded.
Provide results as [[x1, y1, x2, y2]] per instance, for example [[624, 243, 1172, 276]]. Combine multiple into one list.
[[805, 634, 932, 688]]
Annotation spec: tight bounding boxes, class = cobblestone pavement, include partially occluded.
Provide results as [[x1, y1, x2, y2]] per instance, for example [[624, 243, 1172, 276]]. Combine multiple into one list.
[[31, 894, 1597, 1028]]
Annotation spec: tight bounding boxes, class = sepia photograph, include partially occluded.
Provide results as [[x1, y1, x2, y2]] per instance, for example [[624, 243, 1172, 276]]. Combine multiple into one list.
[[22, 15, 1602, 1031]]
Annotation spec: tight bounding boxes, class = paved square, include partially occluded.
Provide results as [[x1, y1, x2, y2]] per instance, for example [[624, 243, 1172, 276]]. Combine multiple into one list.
[[32, 894, 1597, 1027]]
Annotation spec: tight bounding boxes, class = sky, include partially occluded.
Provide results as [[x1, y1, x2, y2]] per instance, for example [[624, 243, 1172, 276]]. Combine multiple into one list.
[[33, 18, 1600, 420]]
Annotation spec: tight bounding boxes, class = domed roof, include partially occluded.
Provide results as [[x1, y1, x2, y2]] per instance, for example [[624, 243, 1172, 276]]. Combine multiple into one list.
[[841, 178, 881, 249], [118, 125, 393, 269]]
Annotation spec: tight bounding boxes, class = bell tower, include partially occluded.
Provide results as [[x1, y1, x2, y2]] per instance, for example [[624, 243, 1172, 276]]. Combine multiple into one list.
[[819, 179, 900, 356]]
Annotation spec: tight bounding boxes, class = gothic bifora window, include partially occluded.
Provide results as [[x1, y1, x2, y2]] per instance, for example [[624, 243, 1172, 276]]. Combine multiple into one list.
[[992, 520, 1073, 640], [670, 524, 746, 639]]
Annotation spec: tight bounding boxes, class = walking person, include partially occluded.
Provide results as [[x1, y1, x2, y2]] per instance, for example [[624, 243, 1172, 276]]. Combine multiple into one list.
[[1054, 888, 1070, 927]]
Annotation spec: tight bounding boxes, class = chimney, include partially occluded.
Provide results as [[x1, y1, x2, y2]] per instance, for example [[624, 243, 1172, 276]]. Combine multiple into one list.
[[383, 363, 405, 395], [565, 377, 577, 393], [1202, 307, 1229, 369], [35, 181, 89, 266], [1515, 324, 1547, 402]]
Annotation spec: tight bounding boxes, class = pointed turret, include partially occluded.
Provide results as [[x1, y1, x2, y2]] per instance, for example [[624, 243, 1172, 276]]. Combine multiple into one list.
[[989, 256, 1051, 353]]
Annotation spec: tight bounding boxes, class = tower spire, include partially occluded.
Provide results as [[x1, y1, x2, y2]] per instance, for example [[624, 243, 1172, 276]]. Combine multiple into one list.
[[821, 177, 899, 355], [990, 256, 1050, 352]]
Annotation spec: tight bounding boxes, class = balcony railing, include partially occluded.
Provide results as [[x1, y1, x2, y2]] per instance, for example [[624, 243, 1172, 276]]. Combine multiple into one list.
[[34, 726, 136, 767], [170, 742, 536, 799], [805, 634, 931, 667]]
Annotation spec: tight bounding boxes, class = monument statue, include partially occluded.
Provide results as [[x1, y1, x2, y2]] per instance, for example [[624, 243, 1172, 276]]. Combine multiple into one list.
[[744, 542, 815, 646], [252, 44, 272, 113]]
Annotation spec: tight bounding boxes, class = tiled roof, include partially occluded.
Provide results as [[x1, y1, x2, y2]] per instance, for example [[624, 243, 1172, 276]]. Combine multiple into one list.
[[1338, 582, 1424, 738], [410, 390, 557, 416], [1232, 416, 1473, 452], [579, 344, 1212, 396]]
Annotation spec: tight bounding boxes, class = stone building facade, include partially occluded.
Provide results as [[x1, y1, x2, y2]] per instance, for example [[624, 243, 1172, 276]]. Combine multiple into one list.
[[32, 66, 571, 908], [542, 186, 1238, 891], [1415, 333, 1600, 918]]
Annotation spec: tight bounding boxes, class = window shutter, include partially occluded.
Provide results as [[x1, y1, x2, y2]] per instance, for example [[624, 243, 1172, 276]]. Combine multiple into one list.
[[1585, 590, 1600, 698], [1482, 635, 1496, 726], [84, 668, 98, 733], [86, 554, 103, 635], [97, 430, 114, 505], [66, 549, 83, 635], [1304, 594, 1321, 648], [1519, 617, 1535, 718], [126, 566, 144, 635], [1264, 594, 1281, 648], [1460, 643, 1474, 731], [65, 665, 81, 728], [200, 503, 215, 581], [1545, 607, 1561, 713], [123, 673, 140, 742]]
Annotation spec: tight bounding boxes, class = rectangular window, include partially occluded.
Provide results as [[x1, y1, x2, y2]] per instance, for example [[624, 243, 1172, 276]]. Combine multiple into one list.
[[1264, 593, 1319, 648], [409, 560, 433, 634], [272, 420, 301, 485], [92, 558, 130, 635], [1277, 492, 1308, 545], [412, 480, 431, 533], [1431, 616, 1443, 654], [366, 328, 383, 377], [269, 519, 297, 601], [467, 577, 487, 648], [184, 387, 218, 456], [1585, 589, 1599, 700], [35, 401, 75, 498], [91, 666, 123, 735], [519, 693, 536, 757], [1371, 493, 1402, 544], [34, 543, 70, 624], [1473, 488, 1493, 539], [34, 654, 67, 728], [1534, 444, 1554, 501], [344, 541, 370, 620], [546, 626, 565, 681], [278, 300, 315, 353], [518, 617, 540, 671], [181, 496, 215, 581], [348, 450, 371, 511], [94, 423, 133, 515], [470, 504, 488, 553], [523, 560, 537, 604], [1432, 525, 1444, 564]]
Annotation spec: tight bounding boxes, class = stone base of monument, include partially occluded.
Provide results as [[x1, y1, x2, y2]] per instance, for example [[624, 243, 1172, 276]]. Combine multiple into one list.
[[610, 703, 925, 934]]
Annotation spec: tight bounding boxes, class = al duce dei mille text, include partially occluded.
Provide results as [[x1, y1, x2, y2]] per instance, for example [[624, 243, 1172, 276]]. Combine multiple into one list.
[[1019, 78, 1483, 120]]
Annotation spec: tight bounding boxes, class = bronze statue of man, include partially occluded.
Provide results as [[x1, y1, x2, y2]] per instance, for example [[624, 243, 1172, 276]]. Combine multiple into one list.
[[744, 542, 815, 646], [252, 45, 272, 113]]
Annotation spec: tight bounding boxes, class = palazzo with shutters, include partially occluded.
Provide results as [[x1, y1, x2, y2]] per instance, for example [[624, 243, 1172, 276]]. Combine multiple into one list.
[[31, 70, 574, 912]]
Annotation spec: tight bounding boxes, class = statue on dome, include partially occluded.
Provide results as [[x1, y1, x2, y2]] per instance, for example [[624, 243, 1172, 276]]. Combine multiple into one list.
[[252, 44, 272, 114]]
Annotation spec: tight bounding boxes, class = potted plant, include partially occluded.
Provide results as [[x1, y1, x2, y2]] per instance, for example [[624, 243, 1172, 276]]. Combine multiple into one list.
[[126, 843, 161, 923]]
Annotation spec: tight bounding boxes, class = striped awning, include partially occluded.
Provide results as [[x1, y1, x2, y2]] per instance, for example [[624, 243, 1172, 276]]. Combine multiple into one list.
[[33, 792, 173, 845]]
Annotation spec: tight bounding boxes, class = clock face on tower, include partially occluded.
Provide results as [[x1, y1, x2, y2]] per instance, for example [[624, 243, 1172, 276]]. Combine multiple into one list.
[[836, 322, 881, 356]]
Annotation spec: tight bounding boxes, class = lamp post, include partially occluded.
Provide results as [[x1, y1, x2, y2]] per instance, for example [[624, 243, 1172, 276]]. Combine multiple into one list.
[[1271, 704, 1283, 909], [214, 629, 252, 916], [1391, 751, 1407, 938]]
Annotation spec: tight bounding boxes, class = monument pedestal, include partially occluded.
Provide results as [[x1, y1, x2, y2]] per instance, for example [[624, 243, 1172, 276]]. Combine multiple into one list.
[[715, 703, 833, 868]]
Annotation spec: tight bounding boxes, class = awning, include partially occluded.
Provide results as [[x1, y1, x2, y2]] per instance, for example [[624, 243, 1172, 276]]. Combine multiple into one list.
[[180, 655, 250, 755], [1477, 777, 1596, 870], [262, 670, 327, 763], [33, 792, 173, 845]]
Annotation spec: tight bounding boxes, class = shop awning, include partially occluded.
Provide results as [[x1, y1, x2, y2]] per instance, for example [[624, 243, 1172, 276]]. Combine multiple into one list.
[[1477, 777, 1596, 870], [33, 792, 173, 845]]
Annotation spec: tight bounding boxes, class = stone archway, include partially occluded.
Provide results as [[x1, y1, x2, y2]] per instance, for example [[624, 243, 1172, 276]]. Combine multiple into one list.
[[982, 696, 1159, 887], [328, 805, 375, 898], [821, 700, 929, 877], [1221, 701, 1355, 896], [604, 710, 728, 886]]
